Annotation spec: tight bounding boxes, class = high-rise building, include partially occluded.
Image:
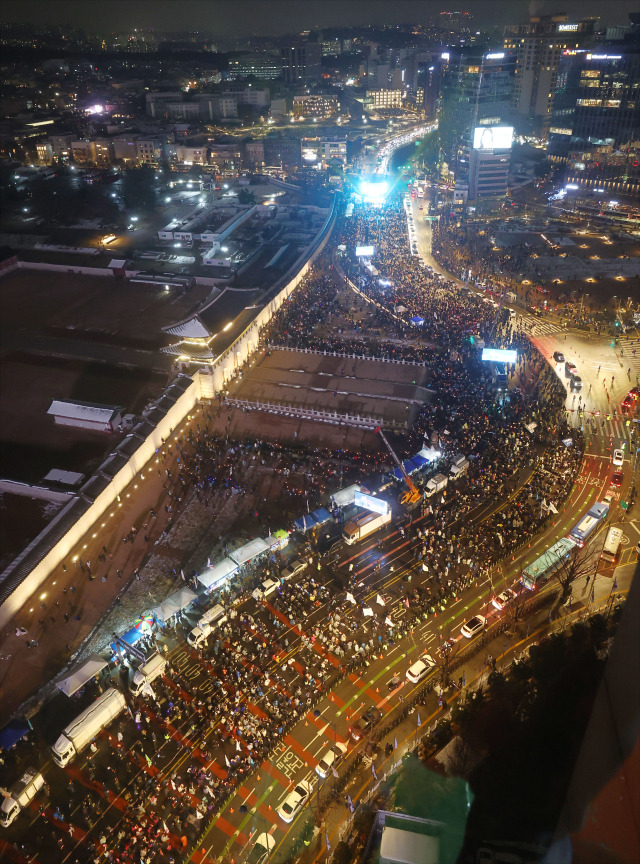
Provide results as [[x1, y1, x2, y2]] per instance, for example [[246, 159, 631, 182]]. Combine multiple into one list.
[[439, 51, 516, 182], [227, 53, 281, 80], [504, 14, 595, 137], [548, 47, 640, 159], [281, 41, 322, 85], [416, 60, 442, 118]]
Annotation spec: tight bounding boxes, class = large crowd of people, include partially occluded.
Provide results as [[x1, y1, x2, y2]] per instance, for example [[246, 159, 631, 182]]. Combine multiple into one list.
[[4, 193, 586, 864]]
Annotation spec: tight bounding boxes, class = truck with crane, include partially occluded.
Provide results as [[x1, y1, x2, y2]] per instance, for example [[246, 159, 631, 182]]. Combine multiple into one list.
[[376, 428, 422, 506]]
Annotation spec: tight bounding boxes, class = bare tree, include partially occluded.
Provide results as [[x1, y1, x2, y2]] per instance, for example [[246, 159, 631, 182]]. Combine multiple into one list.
[[551, 536, 600, 614]]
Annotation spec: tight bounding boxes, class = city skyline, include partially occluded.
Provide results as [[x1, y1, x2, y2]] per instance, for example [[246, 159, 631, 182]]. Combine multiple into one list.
[[3, 0, 638, 36]]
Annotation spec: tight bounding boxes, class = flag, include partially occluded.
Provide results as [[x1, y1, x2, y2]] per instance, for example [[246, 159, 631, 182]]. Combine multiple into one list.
[[376, 594, 385, 606], [236, 739, 242, 751], [363, 606, 374, 617], [541, 498, 548, 510], [326, 832, 331, 852], [417, 713, 421, 727], [393, 736, 398, 750], [180, 569, 186, 581], [347, 794, 354, 813], [405, 596, 410, 609], [224, 754, 230, 767], [385, 616, 393, 627], [549, 502, 558, 514], [346, 592, 357, 605], [207, 558, 212, 568], [371, 762, 377, 780], [145, 754, 152, 767]]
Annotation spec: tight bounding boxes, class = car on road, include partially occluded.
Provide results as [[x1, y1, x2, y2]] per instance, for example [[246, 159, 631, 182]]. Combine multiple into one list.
[[316, 742, 348, 779], [406, 653, 437, 685], [387, 674, 402, 691], [277, 780, 313, 823], [280, 558, 308, 581], [553, 351, 565, 363], [570, 374, 583, 391], [612, 449, 625, 467], [611, 470, 623, 488], [461, 615, 486, 639], [246, 833, 276, 864], [349, 707, 382, 742], [564, 361, 577, 378], [492, 588, 517, 611]]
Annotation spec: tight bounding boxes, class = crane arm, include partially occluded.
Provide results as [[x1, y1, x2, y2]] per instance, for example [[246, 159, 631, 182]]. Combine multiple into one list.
[[376, 427, 420, 498]]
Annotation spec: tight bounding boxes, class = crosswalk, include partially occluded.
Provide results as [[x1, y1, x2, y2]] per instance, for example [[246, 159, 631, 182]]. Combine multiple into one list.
[[567, 410, 637, 442]]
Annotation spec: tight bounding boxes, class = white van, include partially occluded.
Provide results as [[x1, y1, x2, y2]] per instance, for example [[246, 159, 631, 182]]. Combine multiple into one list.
[[406, 653, 436, 685], [252, 579, 279, 601], [0, 768, 46, 827]]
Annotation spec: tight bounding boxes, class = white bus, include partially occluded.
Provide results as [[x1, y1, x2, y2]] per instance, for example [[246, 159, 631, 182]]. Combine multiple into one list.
[[600, 526, 623, 564]]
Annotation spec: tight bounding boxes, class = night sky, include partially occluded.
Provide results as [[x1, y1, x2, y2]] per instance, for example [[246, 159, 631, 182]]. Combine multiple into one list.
[[3, 0, 637, 36]]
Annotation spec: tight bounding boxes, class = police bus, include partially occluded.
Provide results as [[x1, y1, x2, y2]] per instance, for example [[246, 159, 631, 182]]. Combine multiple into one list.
[[600, 526, 623, 564], [521, 537, 577, 591], [568, 501, 609, 548]]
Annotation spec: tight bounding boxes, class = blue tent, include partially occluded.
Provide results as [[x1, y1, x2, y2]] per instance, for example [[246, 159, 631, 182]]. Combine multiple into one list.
[[311, 508, 332, 525], [391, 458, 420, 482], [410, 315, 425, 326], [294, 514, 319, 532], [0, 717, 30, 750], [412, 453, 429, 469]]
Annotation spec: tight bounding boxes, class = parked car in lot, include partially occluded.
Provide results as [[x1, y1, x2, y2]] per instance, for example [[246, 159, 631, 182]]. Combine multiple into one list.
[[349, 707, 382, 742], [277, 780, 313, 823], [612, 449, 624, 467], [492, 588, 517, 611], [461, 615, 486, 639]]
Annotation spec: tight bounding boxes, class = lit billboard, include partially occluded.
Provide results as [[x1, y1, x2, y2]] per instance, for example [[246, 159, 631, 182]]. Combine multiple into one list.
[[355, 245, 376, 257], [482, 348, 518, 363], [354, 491, 390, 515], [473, 126, 514, 150]]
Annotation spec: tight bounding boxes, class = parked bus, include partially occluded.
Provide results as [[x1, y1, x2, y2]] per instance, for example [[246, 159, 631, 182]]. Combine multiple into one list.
[[521, 537, 577, 591], [600, 526, 623, 564], [568, 501, 609, 548]]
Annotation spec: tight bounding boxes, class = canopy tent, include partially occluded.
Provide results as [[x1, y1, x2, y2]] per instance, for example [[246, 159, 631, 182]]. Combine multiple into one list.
[[311, 508, 332, 525], [0, 718, 31, 750], [411, 453, 429, 470], [391, 458, 420, 481], [265, 529, 289, 550], [418, 446, 441, 463], [229, 538, 270, 567], [55, 653, 108, 697], [410, 315, 425, 326], [198, 557, 238, 590], [152, 587, 197, 625], [294, 513, 318, 533], [331, 484, 361, 508]]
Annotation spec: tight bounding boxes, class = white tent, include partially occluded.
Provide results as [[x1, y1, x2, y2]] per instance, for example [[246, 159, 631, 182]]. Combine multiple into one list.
[[331, 484, 361, 508], [198, 557, 238, 590], [229, 538, 270, 567], [152, 587, 197, 624], [55, 654, 108, 697], [418, 446, 441, 463]]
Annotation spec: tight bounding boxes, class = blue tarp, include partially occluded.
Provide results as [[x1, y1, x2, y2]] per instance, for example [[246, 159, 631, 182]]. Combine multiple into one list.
[[0, 718, 30, 750], [411, 453, 429, 469], [391, 458, 420, 482], [311, 508, 332, 525], [294, 514, 319, 532], [410, 316, 425, 326]]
